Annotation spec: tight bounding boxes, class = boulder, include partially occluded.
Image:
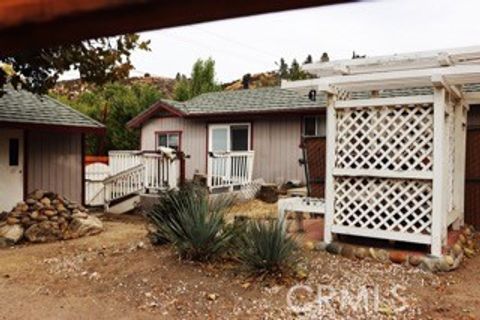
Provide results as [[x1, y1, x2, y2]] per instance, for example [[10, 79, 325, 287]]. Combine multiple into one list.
[[24, 221, 62, 243], [65, 215, 103, 239], [0, 224, 24, 246]]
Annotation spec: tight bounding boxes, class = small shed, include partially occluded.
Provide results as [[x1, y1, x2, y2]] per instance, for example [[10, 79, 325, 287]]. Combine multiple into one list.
[[0, 87, 105, 211], [284, 46, 480, 256]]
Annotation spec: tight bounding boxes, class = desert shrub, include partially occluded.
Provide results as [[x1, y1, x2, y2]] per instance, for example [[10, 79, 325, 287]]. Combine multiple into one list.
[[238, 219, 298, 275], [147, 185, 235, 261], [147, 184, 206, 245]]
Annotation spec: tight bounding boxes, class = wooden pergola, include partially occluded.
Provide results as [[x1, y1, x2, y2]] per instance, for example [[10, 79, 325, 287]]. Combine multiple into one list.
[[284, 46, 480, 256]]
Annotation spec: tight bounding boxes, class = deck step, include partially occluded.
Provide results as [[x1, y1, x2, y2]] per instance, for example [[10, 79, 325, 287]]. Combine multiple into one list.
[[107, 194, 141, 214]]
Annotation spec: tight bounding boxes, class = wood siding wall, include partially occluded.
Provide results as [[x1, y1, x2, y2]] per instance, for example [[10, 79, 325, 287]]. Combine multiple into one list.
[[141, 116, 306, 184], [27, 131, 83, 203], [252, 117, 305, 183], [141, 117, 207, 179]]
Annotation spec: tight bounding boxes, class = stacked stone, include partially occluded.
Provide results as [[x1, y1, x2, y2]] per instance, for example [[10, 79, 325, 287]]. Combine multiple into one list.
[[0, 190, 103, 246]]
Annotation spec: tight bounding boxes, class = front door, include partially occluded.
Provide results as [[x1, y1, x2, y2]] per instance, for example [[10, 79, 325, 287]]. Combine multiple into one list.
[[0, 129, 24, 212]]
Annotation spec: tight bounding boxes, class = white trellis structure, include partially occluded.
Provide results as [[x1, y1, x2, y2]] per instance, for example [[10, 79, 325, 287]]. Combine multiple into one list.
[[283, 46, 480, 256]]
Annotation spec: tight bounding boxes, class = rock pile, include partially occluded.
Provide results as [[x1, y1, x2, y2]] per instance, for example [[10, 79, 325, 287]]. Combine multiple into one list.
[[0, 190, 103, 246]]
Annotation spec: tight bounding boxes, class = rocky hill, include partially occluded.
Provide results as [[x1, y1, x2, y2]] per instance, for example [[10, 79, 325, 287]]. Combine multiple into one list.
[[223, 71, 279, 91], [52, 75, 177, 99], [52, 71, 280, 99]]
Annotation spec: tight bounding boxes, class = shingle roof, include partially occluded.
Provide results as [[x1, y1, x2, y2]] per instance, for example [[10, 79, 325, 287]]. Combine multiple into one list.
[[162, 87, 324, 115], [0, 87, 105, 132]]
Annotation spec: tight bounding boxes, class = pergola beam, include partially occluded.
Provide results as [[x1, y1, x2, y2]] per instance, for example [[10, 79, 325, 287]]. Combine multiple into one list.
[[303, 46, 480, 77], [283, 65, 480, 100]]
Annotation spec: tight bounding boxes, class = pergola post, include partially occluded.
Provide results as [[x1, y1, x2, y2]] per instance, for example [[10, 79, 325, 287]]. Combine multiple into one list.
[[431, 86, 447, 256], [324, 91, 337, 244], [452, 101, 468, 229]]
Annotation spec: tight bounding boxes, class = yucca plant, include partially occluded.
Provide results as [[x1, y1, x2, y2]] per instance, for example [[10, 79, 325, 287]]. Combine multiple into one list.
[[146, 184, 205, 245], [147, 185, 235, 261], [238, 219, 298, 275]]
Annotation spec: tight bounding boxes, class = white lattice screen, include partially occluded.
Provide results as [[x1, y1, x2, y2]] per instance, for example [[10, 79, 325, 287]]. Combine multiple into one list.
[[324, 88, 467, 255], [335, 104, 434, 172], [328, 99, 442, 247], [334, 177, 433, 235]]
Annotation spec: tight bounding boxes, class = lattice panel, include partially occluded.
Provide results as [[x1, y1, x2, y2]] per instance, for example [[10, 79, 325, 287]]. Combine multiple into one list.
[[333, 177, 433, 235], [335, 104, 434, 171]]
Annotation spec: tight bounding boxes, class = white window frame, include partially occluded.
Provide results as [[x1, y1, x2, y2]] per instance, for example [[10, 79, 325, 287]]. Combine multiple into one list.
[[156, 132, 181, 150], [208, 123, 251, 153]]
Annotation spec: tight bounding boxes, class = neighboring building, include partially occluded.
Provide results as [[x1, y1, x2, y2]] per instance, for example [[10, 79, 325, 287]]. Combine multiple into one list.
[[0, 87, 105, 211], [127, 87, 326, 185]]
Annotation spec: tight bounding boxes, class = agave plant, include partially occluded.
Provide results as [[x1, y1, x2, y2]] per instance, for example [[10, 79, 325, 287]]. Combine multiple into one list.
[[147, 185, 235, 261], [238, 219, 298, 275]]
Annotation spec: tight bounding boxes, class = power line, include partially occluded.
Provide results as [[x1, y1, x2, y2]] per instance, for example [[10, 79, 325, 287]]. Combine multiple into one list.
[[188, 25, 280, 60], [161, 29, 275, 66]]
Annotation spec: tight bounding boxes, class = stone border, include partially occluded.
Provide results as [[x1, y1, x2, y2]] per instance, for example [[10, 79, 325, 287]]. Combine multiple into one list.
[[305, 226, 478, 272]]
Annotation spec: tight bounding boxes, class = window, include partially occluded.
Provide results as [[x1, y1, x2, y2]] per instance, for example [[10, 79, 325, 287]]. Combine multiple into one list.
[[9, 138, 19, 166], [157, 132, 180, 150], [209, 123, 251, 152], [303, 116, 326, 137], [230, 125, 249, 151]]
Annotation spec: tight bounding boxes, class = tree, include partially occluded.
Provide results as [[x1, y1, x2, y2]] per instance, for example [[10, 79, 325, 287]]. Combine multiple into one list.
[[276, 57, 310, 81], [173, 58, 220, 101], [304, 54, 313, 64], [320, 52, 330, 62], [0, 34, 150, 94], [277, 58, 289, 79], [52, 83, 161, 155], [242, 73, 252, 89]]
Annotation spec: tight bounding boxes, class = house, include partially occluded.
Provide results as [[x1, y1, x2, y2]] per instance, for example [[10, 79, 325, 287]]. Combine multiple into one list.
[[127, 87, 326, 189], [282, 46, 480, 256], [0, 87, 105, 212]]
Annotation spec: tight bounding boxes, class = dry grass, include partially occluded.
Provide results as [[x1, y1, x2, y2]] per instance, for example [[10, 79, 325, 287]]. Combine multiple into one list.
[[226, 199, 278, 222]]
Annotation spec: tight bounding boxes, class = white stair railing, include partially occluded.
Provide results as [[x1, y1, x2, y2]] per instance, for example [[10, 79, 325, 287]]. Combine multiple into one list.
[[104, 164, 145, 203], [207, 151, 255, 189], [109, 151, 143, 174]]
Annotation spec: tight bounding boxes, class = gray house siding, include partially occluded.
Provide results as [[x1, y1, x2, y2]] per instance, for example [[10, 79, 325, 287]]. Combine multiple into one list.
[[141, 116, 306, 184], [27, 131, 83, 203]]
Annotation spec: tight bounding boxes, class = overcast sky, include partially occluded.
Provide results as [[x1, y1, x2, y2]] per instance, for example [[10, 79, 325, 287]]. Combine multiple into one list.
[[128, 0, 480, 83]]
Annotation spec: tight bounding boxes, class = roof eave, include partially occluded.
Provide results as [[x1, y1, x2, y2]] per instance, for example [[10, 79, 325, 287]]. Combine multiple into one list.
[[184, 106, 325, 118], [127, 100, 187, 129], [0, 121, 106, 135]]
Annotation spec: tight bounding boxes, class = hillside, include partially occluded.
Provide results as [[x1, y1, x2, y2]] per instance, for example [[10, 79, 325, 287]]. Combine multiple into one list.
[[52, 71, 280, 100], [52, 75, 177, 99]]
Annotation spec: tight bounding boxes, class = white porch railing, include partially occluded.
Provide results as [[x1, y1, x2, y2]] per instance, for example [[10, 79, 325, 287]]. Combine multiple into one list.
[[104, 164, 145, 203], [109, 150, 143, 175], [85, 150, 179, 206], [207, 151, 255, 189]]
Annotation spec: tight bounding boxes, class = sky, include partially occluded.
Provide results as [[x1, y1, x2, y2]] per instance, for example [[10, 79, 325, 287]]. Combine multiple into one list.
[[96, 0, 480, 83]]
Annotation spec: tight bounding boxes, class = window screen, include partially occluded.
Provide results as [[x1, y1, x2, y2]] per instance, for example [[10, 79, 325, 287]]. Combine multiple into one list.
[[303, 116, 326, 137], [303, 117, 317, 136], [9, 138, 19, 166], [230, 125, 249, 151]]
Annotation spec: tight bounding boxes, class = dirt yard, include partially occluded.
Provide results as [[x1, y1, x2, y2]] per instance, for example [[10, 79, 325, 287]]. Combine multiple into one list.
[[0, 213, 479, 320]]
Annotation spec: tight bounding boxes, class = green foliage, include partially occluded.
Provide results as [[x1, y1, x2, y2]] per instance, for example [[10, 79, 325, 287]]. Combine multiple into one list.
[[174, 58, 220, 101], [0, 34, 150, 94], [148, 186, 235, 261], [238, 220, 298, 275], [52, 82, 161, 155], [278, 58, 289, 79], [276, 57, 311, 81]]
